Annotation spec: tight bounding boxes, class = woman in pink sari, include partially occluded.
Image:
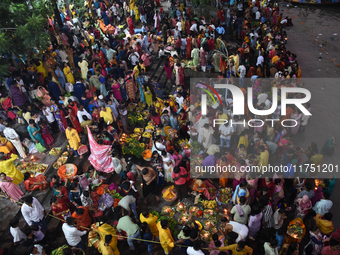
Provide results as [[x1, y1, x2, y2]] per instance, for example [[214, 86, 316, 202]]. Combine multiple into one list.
[[277, 134, 291, 153], [127, 16, 135, 35], [111, 79, 123, 101], [37, 86, 52, 107], [272, 177, 284, 209], [0, 173, 23, 201]]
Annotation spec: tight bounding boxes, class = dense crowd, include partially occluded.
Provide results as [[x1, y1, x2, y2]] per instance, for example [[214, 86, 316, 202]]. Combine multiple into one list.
[[0, 0, 338, 254]]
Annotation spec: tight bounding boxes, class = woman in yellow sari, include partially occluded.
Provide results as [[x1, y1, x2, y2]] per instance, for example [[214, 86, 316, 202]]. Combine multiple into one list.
[[0, 136, 14, 154], [153, 96, 164, 115], [63, 62, 75, 84], [35, 60, 47, 77]]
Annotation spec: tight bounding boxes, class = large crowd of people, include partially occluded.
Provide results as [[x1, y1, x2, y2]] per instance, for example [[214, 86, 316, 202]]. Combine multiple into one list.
[[0, 0, 339, 254]]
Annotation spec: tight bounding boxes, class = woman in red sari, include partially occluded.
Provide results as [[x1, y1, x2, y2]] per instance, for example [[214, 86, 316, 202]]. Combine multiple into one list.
[[178, 65, 185, 86], [1, 95, 16, 120], [67, 107, 82, 133], [51, 196, 71, 221], [23, 172, 48, 192], [186, 35, 192, 59], [59, 104, 69, 130], [127, 16, 135, 35], [98, 50, 106, 66]]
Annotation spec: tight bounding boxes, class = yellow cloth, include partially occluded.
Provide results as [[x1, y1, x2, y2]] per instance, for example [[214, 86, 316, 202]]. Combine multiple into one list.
[[66, 128, 81, 150], [129, 0, 135, 11], [0, 154, 23, 185], [315, 214, 334, 234], [35, 61, 47, 77], [216, 113, 228, 123], [100, 107, 114, 124], [0, 137, 14, 154], [63, 66, 75, 85], [140, 213, 159, 237], [272, 55, 279, 64], [23, 112, 32, 124], [258, 150, 269, 170], [98, 240, 115, 255], [157, 221, 174, 254], [97, 224, 120, 255], [220, 244, 253, 255], [237, 135, 249, 149]]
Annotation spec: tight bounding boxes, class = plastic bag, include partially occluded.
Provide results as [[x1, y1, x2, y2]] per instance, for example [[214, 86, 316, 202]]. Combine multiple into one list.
[[35, 143, 46, 153]]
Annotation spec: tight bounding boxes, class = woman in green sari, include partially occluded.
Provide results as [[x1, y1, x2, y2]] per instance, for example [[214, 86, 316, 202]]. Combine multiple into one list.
[[321, 137, 336, 156]]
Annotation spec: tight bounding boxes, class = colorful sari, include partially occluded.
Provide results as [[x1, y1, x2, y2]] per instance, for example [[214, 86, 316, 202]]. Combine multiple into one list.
[[69, 112, 82, 133], [286, 218, 306, 244], [24, 174, 48, 192], [51, 198, 71, 221], [321, 137, 336, 156], [2, 98, 16, 119]]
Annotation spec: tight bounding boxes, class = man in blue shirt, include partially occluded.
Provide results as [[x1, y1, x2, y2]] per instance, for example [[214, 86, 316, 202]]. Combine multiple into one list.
[[216, 24, 225, 37], [73, 78, 85, 102], [156, 84, 165, 100]]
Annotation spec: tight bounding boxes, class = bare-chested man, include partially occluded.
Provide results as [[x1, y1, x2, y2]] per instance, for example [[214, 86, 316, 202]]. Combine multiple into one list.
[[136, 165, 160, 203]]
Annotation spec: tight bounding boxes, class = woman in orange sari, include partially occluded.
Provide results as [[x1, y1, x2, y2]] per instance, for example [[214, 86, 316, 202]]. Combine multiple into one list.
[[24, 172, 48, 192], [285, 218, 306, 244], [247, 66, 256, 78]]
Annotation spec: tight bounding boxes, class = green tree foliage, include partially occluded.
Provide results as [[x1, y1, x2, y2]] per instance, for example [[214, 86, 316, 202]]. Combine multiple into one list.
[[0, 0, 53, 77]]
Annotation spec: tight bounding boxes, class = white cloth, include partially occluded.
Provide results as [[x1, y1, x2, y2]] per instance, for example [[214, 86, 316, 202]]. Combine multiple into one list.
[[118, 195, 136, 211], [176, 21, 182, 31], [228, 221, 249, 243], [257, 93, 268, 105], [313, 199, 333, 216], [255, 11, 261, 20], [257, 55, 264, 66], [21, 197, 44, 226], [3, 127, 26, 158], [190, 24, 198, 32], [187, 247, 205, 255], [62, 223, 87, 246], [43, 107, 55, 123], [10, 226, 27, 243], [77, 109, 92, 123], [264, 242, 279, 255], [129, 52, 140, 66], [176, 96, 184, 106], [237, 65, 246, 78], [30, 244, 44, 255], [219, 123, 234, 140]]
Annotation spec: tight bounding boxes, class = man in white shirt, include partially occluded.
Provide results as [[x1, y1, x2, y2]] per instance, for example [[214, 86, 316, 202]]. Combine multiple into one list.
[[257, 54, 264, 67], [219, 122, 235, 149], [21, 196, 48, 231], [105, 44, 116, 61], [313, 192, 333, 216], [128, 52, 140, 66], [190, 23, 198, 33], [77, 104, 92, 124], [237, 64, 246, 88], [187, 240, 205, 255], [176, 19, 182, 31], [264, 239, 279, 255], [118, 195, 138, 219], [9, 218, 27, 245], [176, 93, 184, 106], [256, 11, 261, 20], [62, 217, 87, 250], [3, 122, 26, 158], [42, 105, 59, 133], [273, 208, 286, 230]]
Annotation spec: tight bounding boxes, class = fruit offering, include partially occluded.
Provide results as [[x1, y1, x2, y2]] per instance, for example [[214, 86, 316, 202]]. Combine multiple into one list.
[[142, 132, 152, 138], [189, 206, 203, 217], [178, 213, 190, 224], [201, 200, 217, 209], [203, 209, 215, 219], [287, 224, 304, 239], [49, 147, 61, 156], [204, 220, 215, 231], [57, 156, 68, 164], [218, 187, 233, 204], [176, 202, 187, 213], [161, 206, 175, 217], [201, 230, 212, 242], [62, 151, 69, 157], [53, 162, 62, 169]]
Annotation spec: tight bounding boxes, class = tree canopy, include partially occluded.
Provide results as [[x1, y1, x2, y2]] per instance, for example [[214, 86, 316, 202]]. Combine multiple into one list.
[[0, 0, 53, 77]]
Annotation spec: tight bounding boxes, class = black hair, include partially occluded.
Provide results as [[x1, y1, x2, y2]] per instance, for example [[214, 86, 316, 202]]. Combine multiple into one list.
[[76, 208, 85, 215], [23, 195, 33, 205], [105, 234, 113, 243], [182, 225, 191, 237], [24, 172, 31, 180], [193, 240, 202, 250], [237, 241, 246, 249], [160, 219, 168, 229], [190, 230, 198, 239], [324, 212, 333, 221], [212, 233, 222, 247], [66, 217, 74, 225]]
